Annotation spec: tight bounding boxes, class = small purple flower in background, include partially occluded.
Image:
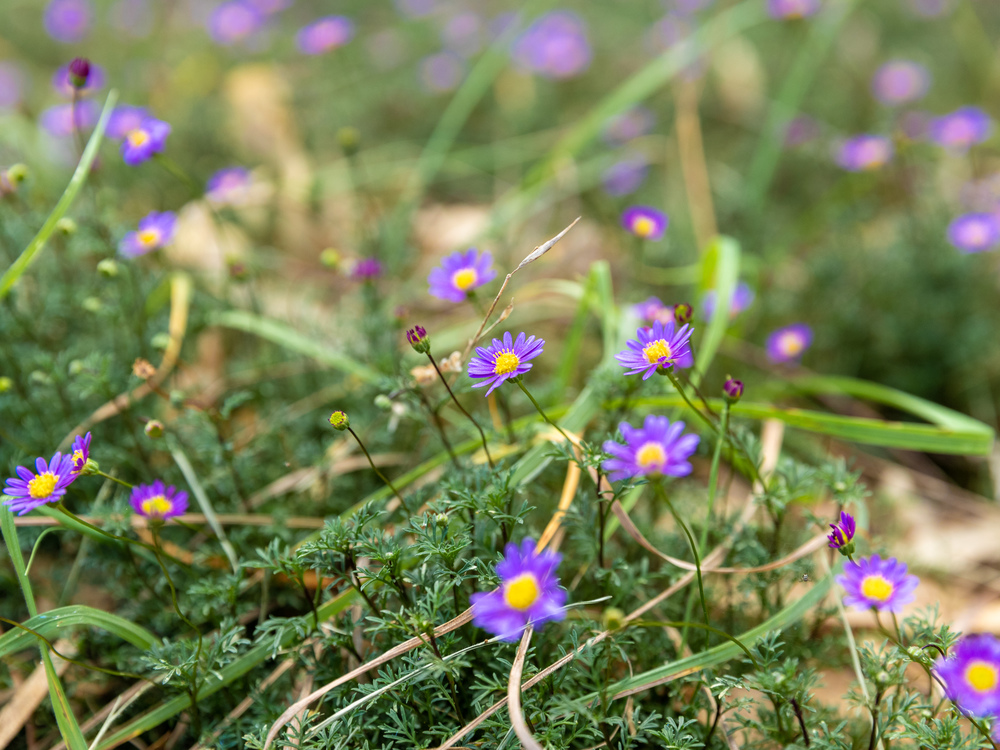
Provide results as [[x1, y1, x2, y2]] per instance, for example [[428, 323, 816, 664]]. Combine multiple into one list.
[[602, 155, 649, 197], [119, 211, 177, 257], [40, 102, 98, 137], [837, 135, 893, 171], [871, 60, 930, 106], [3, 453, 77, 516], [602, 415, 700, 481], [44, 0, 93, 43], [827, 510, 856, 549], [467, 331, 544, 396], [208, 1, 264, 46], [70, 432, 91, 475], [52, 61, 105, 98], [935, 634, 1000, 718], [420, 52, 465, 93], [603, 107, 656, 146], [206, 166, 252, 205], [428, 248, 496, 302], [0, 62, 25, 111], [297, 16, 355, 55], [441, 11, 484, 58], [350, 257, 383, 280], [947, 213, 1000, 253], [622, 206, 668, 240], [929, 107, 992, 151], [632, 296, 675, 326], [766, 323, 812, 362], [511, 11, 591, 80], [121, 117, 170, 166], [106, 105, 149, 139], [783, 115, 820, 148], [767, 0, 820, 19], [703, 282, 755, 322], [837, 554, 918, 612], [615, 319, 694, 379], [131, 480, 188, 520], [471, 538, 566, 641], [111, 0, 154, 38]]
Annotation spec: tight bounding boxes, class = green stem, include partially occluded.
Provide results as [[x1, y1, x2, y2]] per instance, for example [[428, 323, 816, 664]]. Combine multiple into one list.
[[426, 350, 494, 468], [94, 469, 134, 489], [514, 378, 573, 445], [654, 481, 710, 630], [346, 427, 412, 514], [666, 370, 718, 434]]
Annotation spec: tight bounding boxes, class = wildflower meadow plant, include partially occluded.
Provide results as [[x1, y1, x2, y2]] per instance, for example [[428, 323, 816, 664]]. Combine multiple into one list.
[[837, 134, 893, 171], [118, 211, 176, 257], [121, 117, 171, 165], [947, 213, 1000, 253], [602, 415, 700, 481], [621, 205, 668, 240], [427, 248, 496, 302], [3, 453, 77, 515], [615, 319, 693, 378], [837, 554, 919, 612], [766, 323, 812, 362], [935, 635, 1000, 718], [130, 480, 188, 520], [297, 16, 355, 54], [930, 106, 992, 150], [467, 331, 544, 396]]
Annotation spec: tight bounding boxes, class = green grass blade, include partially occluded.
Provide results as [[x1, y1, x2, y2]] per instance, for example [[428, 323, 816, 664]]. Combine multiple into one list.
[[0, 606, 161, 660], [694, 236, 740, 384], [0, 89, 119, 300]]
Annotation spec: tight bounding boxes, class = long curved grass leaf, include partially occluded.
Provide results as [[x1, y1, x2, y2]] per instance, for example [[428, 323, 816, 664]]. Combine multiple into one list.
[[694, 236, 740, 384], [0, 606, 161, 660]]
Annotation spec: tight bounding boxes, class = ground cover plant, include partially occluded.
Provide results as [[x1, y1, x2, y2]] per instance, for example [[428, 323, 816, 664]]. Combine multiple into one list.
[[3, 1, 1000, 748]]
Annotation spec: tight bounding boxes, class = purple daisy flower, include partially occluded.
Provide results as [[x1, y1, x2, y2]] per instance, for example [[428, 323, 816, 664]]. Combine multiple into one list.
[[767, 0, 820, 19], [44, 0, 93, 43], [206, 166, 252, 205], [130, 480, 188, 520], [0, 62, 25, 111], [121, 117, 170, 166], [602, 155, 650, 197], [467, 331, 544, 397], [871, 60, 930, 106], [603, 107, 656, 146], [52, 61, 105, 98], [702, 282, 755, 321], [3, 453, 77, 516], [470, 538, 566, 642], [40, 102, 98, 137], [70, 432, 91, 475], [836, 135, 893, 171], [351, 257, 383, 280], [297, 16, 355, 55], [827, 510, 856, 549], [929, 107, 992, 151], [119, 211, 177, 258], [615, 319, 694, 380], [428, 248, 496, 302], [837, 554, 918, 612], [947, 213, 1000, 253], [208, 1, 264, 46], [935, 634, 1000, 718], [632, 296, 675, 326], [105, 105, 149, 139], [602, 415, 700, 481], [766, 323, 812, 363], [511, 11, 591, 80], [622, 206, 668, 240]]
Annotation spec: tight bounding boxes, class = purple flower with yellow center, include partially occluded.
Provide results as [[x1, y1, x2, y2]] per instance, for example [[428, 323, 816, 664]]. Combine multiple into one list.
[[947, 213, 1000, 253], [871, 60, 930, 106], [827, 510, 856, 549], [511, 11, 591, 80], [837, 135, 893, 172], [936, 635, 1000, 718], [471, 538, 566, 641], [3, 453, 77, 516], [208, 1, 264, 46], [768, 0, 820, 19], [53, 60, 105, 97], [622, 206, 668, 240], [766, 323, 812, 363], [121, 117, 170, 166], [836, 554, 918, 612], [602, 155, 649, 197], [351, 257, 383, 280], [130, 480, 188, 520], [929, 107, 992, 151], [702, 282, 755, 322], [70, 432, 91, 475], [297, 16, 355, 55], [615, 319, 693, 380], [467, 331, 544, 397], [632, 296, 675, 326], [602, 415, 700, 481], [206, 166, 252, 205], [119, 211, 177, 258], [106, 105, 149, 139], [428, 248, 496, 302], [40, 102, 99, 137], [45, 0, 93, 43]]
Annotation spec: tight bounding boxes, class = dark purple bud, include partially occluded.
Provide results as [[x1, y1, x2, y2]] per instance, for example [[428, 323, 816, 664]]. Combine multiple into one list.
[[827, 510, 856, 554], [673, 302, 693, 325], [407, 325, 430, 354], [68, 58, 91, 89], [723, 377, 743, 403]]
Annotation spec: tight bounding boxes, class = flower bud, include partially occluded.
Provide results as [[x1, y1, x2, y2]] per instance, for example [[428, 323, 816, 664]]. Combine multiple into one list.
[[338, 126, 361, 156], [827, 511, 856, 557], [406, 325, 430, 354], [68, 58, 91, 89], [79, 458, 100, 476], [329, 410, 350, 431], [82, 296, 102, 312], [673, 302, 693, 325], [602, 607, 626, 632], [320, 248, 341, 268], [97, 258, 119, 278], [56, 217, 77, 236], [144, 420, 164, 439], [723, 377, 744, 403], [5, 164, 28, 184]]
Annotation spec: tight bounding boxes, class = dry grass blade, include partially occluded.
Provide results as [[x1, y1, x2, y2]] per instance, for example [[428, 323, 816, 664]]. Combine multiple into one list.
[[508, 627, 544, 750]]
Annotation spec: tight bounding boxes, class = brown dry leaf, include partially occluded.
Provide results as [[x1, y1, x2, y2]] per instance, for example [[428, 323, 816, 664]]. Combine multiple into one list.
[[167, 201, 248, 278]]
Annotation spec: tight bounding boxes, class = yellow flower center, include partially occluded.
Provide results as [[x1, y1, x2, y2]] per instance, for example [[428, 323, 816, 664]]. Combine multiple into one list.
[[965, 662, 999, 693], [452, 268, 478, 291], [636, 442, 666, 470], [138, 229, 161, 247], [779, 333, 804, 357], [632, 216, 655, 237], [127, 129, 149, 148], [860, 574, 894, 602], [28, 472, 58, 499], [71, 449, 84, 468], [141, 495, 173, 517], [642, 339, 672, 364], [504, 573, 540, 611], [493, 351, 521, 375]]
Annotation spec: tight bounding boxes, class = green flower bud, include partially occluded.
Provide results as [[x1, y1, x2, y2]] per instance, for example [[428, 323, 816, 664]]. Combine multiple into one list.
[[56, 217, 77, 236], [82, 296, 102, 312], [6, 164, 28, 184], [602, 607, 626, 632], [320, 248, 341, 269], [329, 411, 350, 430], [144, 420, 165, 439], [338, 126, 361, 156], [97, 258, 119, 278]]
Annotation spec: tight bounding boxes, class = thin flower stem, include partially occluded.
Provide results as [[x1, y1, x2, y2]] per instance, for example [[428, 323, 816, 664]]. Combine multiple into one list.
[[514, 379, 573, 446], [346, 427, 412, 514], [426, 350, 494, 468], [654, 481, 710, 629], [94, 470, 134, 489], [414, 388, 460, 468], [666, 370, 718, 435]]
